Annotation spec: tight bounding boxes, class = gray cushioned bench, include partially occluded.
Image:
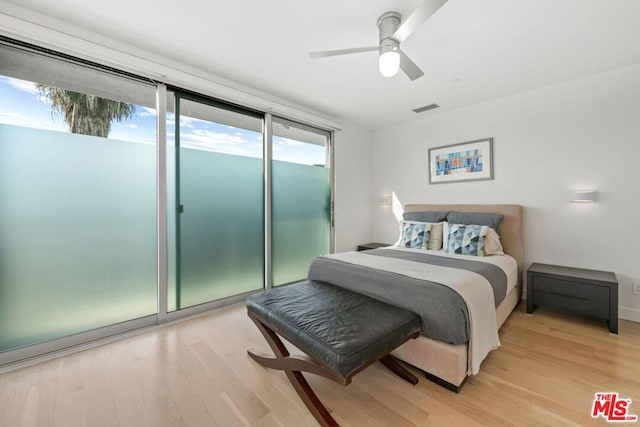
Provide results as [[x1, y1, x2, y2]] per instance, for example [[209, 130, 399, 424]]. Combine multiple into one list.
[[246, 280, 422, 427]]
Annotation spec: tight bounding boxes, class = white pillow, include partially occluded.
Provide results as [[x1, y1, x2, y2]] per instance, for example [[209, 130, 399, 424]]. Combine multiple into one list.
[[484, 227, 504, 256], [442, 222, 449, 251], [426, 221, 445, 250]]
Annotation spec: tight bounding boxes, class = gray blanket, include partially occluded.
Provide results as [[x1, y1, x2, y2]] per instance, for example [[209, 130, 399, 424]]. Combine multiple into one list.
[[307, 249, 508, 345]]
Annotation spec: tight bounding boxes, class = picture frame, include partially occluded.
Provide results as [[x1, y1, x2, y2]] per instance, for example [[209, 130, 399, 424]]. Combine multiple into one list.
[[428, 138, 494, 184]]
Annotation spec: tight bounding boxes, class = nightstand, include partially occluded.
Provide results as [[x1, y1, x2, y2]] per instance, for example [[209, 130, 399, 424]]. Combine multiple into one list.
[[527, 263, 618, 333], [357, 242, 391, 251]]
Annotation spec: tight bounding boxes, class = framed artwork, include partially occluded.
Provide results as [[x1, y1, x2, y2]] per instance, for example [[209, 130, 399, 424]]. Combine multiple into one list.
[[428, 138, 494, 184]]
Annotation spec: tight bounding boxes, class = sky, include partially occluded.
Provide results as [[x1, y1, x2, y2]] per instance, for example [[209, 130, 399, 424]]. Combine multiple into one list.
[[0, 76, 326, 166]]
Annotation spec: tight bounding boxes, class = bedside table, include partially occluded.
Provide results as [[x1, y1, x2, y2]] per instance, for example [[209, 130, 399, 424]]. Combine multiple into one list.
[[527, 263, 618, 333], [357, 242, 391, 251]]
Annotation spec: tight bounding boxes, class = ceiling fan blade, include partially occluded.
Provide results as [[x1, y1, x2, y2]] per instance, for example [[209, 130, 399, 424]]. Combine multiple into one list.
[[398, 49, 424, 81], [393, 0, 447, 43], [309, 46, 378, 59]]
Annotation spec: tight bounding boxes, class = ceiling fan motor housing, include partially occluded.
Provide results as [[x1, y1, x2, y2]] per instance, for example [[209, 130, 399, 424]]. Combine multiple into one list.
[[377, 11, 401, 43]]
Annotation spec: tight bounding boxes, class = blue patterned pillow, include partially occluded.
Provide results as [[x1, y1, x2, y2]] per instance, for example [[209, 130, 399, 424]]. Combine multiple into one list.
[[446, 224, 489, 256], [399, 221, 432, 249]]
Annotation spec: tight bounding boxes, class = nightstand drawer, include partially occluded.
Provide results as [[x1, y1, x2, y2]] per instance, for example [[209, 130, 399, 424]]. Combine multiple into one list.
[[533, 290, 609, 319], [532, 276, 609, 302]]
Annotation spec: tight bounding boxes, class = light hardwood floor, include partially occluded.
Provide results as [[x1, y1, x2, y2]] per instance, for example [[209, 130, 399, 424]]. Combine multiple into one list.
[[1, 303, 639, 427]]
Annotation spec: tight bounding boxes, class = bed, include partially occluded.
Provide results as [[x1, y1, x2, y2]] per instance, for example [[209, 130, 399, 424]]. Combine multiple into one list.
[[309, 204, 523, 391]]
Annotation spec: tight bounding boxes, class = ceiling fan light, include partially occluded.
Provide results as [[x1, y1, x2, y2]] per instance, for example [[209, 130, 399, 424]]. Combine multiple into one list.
[[379, 50, 400, 77]]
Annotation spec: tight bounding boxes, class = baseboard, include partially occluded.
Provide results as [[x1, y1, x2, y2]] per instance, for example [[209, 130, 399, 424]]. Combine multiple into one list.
[[619, 307, 640, 323]]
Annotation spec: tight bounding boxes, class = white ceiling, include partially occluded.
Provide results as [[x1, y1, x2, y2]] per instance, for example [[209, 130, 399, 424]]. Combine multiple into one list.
[[4, 0, 640, 130]]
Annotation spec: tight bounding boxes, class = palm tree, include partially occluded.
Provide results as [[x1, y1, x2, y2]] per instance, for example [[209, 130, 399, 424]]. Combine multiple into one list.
[[37, 85, 134, 138]]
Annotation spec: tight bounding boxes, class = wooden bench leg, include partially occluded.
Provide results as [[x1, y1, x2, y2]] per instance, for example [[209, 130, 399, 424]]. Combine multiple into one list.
[[247, 313, 341, 427], [247, 311, 419, 426], [380, 355, 418, 385], [284, 370, 339, 427]]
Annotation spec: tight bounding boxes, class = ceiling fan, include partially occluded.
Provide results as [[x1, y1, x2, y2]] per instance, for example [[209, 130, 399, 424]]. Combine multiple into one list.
[[309, 0, 447, 80]]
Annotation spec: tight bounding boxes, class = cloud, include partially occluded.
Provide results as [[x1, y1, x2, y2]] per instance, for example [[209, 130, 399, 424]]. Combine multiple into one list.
[[126, 124, 139, 129], [180, 117, 195, 128], [166, 115, 206, 129], [182, 129, 248, 146], [0, 76, 38, 95], [0, 112, 67, 132], [179, 129, 262, 158], [275, 137, 303, 146], [38, 95, 52, 105], [137, 107, 157, 117]]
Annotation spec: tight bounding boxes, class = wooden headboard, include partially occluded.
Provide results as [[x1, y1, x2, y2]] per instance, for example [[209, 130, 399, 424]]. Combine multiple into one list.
[[404, 204, 524, 288]]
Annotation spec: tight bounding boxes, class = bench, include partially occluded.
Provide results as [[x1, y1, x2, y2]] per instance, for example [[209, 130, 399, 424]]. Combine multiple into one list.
[[246, 280, 422, 427]]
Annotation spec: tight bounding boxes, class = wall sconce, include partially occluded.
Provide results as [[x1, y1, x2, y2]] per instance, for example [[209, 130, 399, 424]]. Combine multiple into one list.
[[379, 195, 392, 206], [570, 190, 597, 203]]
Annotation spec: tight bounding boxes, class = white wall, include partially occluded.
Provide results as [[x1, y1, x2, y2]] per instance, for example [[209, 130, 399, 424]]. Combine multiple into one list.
[[373, 63, 640, 322], [334, 124, 374, 252]]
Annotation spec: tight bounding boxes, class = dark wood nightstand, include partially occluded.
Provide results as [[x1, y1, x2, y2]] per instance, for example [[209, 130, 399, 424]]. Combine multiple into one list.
[[357, 242, 391, 251], [527, 263, 618, 333]]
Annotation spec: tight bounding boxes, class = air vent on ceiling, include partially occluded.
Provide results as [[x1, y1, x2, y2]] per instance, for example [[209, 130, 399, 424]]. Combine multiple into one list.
[[412, 103, 439, 113]]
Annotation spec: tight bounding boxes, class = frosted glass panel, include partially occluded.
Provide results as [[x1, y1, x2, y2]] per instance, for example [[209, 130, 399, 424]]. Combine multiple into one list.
[[0, 43, 157, 359], [173, 96, 263, 309], [272, 161, 330, 285], [0, 125, 157, 351], [272, 119, 330, 286]]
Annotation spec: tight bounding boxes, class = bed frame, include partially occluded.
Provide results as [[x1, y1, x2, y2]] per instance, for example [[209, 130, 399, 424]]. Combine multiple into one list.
[[390, 204, 524, 392]]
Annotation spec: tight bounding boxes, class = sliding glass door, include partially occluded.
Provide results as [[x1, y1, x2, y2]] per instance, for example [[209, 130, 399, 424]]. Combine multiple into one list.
[[0, 38, 333, 366], [0, 43, 158, 358], [271, 118, 331, 286], [169, 92, 264, 311]]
